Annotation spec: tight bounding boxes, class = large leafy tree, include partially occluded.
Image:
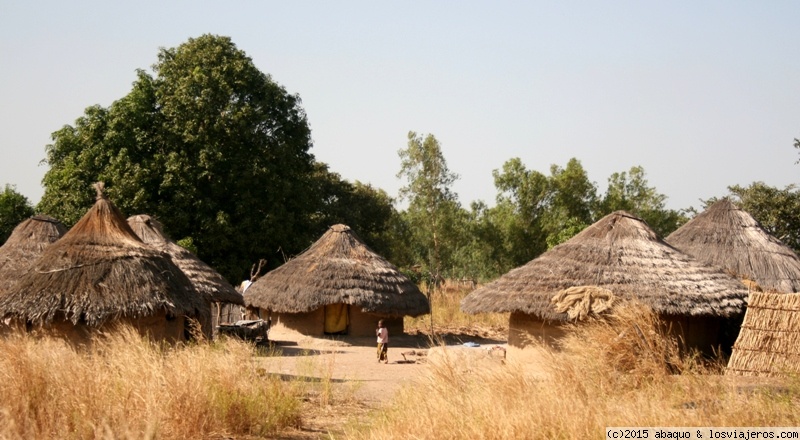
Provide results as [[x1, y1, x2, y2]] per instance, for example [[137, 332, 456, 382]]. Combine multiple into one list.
[[38, 35, 317, 281], [598, 166, 687, 237], [0, 184, 35, 245]]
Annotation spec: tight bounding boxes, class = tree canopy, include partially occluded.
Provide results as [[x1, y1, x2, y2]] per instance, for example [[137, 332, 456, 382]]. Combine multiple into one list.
[[397, 132, 461, 281], [598, 166, 687, 237], [437, 158, 689, 280], [38, 35, 319, 281]]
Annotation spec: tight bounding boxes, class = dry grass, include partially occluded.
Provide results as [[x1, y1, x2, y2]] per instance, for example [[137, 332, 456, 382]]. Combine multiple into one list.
[[404, 282, 508, 339], [8, 289, 798, 439], [0, 327, 305, 439], [347, 303, 800, 439], [288, 348, 364, 408]]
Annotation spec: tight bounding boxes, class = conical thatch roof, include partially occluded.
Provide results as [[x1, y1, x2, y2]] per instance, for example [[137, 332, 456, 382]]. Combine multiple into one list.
[[127, 214, 243, 305], [726, 292, 800, 377], [244, 224, 430, 317], [461, 211, 747, 321], [0, 183, 206, 326], [0, 215, 67, 293], [666, 198, 800, 293]]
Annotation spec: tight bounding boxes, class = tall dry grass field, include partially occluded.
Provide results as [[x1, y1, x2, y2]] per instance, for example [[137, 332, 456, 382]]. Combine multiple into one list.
[[350, 304, 800, 439], [405, 280, 508, 336], [0, 327, 304, 439]]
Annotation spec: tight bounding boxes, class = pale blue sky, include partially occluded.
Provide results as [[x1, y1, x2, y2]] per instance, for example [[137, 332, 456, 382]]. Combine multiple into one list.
[[1, 1, 798, 212]]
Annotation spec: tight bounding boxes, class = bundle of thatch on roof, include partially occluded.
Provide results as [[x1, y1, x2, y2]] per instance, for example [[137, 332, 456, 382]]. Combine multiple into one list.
[[0, 183, 206, 328], [551, 286, 615, 321], [727, 292, 800, 377], [666, 198, 800, 293], [244, 224, 429, 317], [461, 211, 747, 322], [127, 214, 243, 305], [0, 215, 67, 294]]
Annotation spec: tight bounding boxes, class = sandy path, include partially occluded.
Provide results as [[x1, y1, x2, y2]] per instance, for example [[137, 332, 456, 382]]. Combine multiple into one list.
[[255, 333, 441, 404]]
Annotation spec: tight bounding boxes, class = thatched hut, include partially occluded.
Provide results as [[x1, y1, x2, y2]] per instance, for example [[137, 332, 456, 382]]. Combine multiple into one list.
[[0, 183, 208, 343], [127, 214, 244, 337], [0, 215, 67, 295], [461, 211, 748, 351], [726, 292, 800, 377], [666, 198, 800, 293], [243, 224, 429, 338]]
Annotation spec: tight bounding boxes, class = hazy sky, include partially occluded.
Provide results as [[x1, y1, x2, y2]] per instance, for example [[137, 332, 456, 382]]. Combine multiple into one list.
[[2, 1, 798, 212]]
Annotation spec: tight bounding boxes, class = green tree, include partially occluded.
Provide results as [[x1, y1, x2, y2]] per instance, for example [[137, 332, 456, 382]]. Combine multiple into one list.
[[380, 209, 417, 273], [490, 157, 550, 266], [448, 201, 508, 281], [38, 35, 317, 281], [490, 157, 598, 255], [396, 131, 466, 334], [0, 184, 35, 245], [598, 166, 687, 237], [725, 182, 800, 253], [397, 132, 461, 280], [542, 158, 597, 247]]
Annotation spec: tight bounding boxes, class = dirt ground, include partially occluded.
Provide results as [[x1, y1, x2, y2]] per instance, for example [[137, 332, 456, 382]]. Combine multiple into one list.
[[259, 329, 508, 402], [254, 328, 509, 439], [250, 328, 792, 439]]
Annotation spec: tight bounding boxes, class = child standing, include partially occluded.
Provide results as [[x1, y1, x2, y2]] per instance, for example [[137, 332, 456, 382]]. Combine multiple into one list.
[[376, 320, 389, 364]]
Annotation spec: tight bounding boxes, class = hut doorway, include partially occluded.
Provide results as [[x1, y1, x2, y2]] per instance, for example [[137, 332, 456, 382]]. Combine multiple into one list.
[[324, 303, 349, 335]]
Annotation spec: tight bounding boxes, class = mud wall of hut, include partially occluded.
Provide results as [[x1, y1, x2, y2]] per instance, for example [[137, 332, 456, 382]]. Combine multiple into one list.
[[508, 312, 567, 348], [508, 311, 741, 355], [264, 308, 325, 339], [10, 310, 190, 344], [349, 307, 404, 337], [124, 311, 188, 343], [256, 305, 405, 339]]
